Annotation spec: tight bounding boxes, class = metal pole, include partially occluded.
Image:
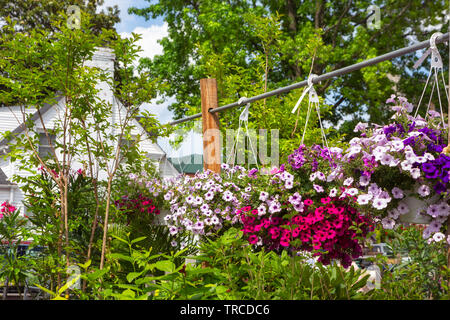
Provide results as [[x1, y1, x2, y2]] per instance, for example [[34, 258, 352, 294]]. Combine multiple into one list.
[[168, 32, 449, 126]]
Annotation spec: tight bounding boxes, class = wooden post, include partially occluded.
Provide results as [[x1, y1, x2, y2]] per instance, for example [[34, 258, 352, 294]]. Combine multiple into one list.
[[200, 78, 221, 173]]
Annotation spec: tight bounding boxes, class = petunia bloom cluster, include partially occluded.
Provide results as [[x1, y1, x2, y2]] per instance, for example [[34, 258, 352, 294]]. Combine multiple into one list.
[[234, 144, 373, 268], [157, 166, 262, 239], [239, 195, 373, 268], [340, 95, 449, 239]]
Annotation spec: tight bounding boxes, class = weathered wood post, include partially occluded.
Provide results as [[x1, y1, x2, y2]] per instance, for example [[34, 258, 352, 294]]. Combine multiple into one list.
[[200, 78, 221, 173]]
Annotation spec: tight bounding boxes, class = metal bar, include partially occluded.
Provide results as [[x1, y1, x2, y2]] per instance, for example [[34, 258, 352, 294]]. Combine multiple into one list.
[[168, 32, 449, 126], [169, 113, 202, 125]]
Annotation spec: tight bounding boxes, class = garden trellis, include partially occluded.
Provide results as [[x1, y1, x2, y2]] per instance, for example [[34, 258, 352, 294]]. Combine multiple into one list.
[[164, 31, 450, 268]]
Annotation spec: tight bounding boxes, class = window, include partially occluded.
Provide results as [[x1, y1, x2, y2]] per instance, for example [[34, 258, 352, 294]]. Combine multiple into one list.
[[38, 133, 56, 159]]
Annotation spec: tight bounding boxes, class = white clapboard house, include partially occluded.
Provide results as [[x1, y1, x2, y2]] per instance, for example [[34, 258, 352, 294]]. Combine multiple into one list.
[[0, 47, 179, 215]]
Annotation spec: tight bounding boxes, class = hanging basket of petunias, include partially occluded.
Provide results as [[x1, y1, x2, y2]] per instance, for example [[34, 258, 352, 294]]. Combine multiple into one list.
[[237, 145, 374, 268], [340, 95, 449, 242], [157, 166, 269, 242]]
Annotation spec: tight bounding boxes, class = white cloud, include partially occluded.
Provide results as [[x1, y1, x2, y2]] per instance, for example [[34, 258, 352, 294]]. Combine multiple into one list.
[[119, 21, 203, 157], [120, 23, 169, 60], [120, 23, 171, 124]]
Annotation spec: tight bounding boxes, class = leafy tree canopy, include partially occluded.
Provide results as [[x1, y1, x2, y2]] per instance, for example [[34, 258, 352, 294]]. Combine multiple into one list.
[[0, 0, 120, 35], [130, 0, 449, 153]]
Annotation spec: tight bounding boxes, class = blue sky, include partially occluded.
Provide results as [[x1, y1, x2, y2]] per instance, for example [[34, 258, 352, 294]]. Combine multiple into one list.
[[105, 0, 165, 33], [102, 0, 204, 158]]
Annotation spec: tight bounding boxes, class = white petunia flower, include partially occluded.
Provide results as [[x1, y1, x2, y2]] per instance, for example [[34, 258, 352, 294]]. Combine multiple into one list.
[[357, 194, 372, 205], [417, 184, 430, 197], [346, 188, 359, 196], [381, 217, 396, 229], [372, 197, 388, 210], [397, 202, 409, 215], [401, 160, 412, 171], [432, 232, 445, 242], [343, 177, 354, 186], [329, 188, 338, 197], [391, 187, 404, 199], [410, 168, 421, 179], [359, 175, 370, 187]]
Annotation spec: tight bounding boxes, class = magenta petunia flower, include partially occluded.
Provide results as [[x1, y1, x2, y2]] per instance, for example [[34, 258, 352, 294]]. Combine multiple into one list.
[[248, 235, 259, 244]]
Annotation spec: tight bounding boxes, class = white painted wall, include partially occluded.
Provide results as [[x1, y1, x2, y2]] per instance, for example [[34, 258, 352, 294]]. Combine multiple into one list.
[[0, 106, 36, 135]]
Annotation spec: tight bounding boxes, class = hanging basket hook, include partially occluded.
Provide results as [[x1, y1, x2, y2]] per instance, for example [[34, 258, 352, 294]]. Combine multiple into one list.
[[430, 32, 443, 50], [307, 74, 318, 87], [413, 32, 444, 70], [237, 96, 248, 106]]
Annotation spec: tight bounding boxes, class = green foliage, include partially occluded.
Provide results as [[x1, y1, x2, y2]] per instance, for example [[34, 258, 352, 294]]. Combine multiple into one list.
[[0, 1, 120, 105], [64, 227, 373, 300], [73, 234, 188, 300], [183, 227, 372, 300], [34, 274, 81, 300], [0, 205, 32, 297], [373, 225, 449, 299], [0, 0, 119, 36], [11, 169, 101, 293], [0, 8, 165, 295]]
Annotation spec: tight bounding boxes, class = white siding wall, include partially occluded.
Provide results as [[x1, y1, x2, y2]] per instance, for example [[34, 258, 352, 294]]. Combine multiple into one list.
[[0, 188, 10, 205], [0, 107, 36, 135], [0, 158, 10, 177]]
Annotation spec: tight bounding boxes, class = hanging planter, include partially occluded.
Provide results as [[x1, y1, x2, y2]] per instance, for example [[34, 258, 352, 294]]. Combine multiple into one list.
[[236, 143, 374, 269], [339, 95, 449, 239]]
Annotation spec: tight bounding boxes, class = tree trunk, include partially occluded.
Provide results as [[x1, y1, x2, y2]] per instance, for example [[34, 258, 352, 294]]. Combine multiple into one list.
[[100, 179, 113, 270], [285, 0, 297, 33]]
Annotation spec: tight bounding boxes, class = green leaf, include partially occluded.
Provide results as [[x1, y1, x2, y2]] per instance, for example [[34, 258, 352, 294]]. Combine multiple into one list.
[[57, 275, 80, 295], [122, 289, 136, 299], [155, 260, 176, 273], [84, 268, 108, 281], [34, 283, 57, 297], [78, 260, 91, 270], [352, 274, 370, 291], [111, 234, 129, 245], [127, 271, 143, 283], [109, 253, 134, 263], [215, 285, 228, 294], [131, 236, 147, 244]]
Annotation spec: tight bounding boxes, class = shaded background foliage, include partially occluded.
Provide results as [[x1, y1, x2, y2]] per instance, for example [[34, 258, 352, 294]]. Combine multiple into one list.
[[0, 0, 119, 35]]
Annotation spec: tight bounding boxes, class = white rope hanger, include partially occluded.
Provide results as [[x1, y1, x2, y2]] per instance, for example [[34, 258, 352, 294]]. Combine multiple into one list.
[[226, 97, 259, 171], [291, 74, 330, 150], [413, 32, 449, 128]]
